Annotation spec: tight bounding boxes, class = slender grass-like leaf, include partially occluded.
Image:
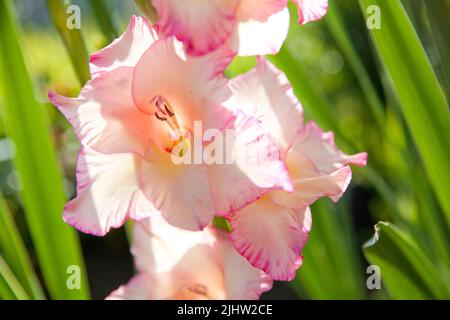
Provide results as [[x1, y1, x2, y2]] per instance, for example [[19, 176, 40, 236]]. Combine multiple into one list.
[[0, 255, 29, 300], [293, 199, 365, 299], [0, 191, 44, 299], [0, 0, 89, 299], [409, 166, 450, 269], [89, 0, 118, 43], [424, 0, 450, 101], [46, 0, 90, 85], [359, 0, 450, 227], [387, 95, 449, 268], [325, 1, 385, 130], [363, 222, 449, 299]]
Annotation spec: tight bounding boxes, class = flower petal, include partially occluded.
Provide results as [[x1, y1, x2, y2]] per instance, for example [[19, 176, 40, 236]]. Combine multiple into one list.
[[230, 197, 311, 281], [130, 218, 224, 299], [132, 36, 235, 151], [208, 111, 293, 216], [292, 121, 367, 173], [228, 57, 303, 154], [212, 228, 273, 299], [270, 122, 367, 208], [138, 143, 215, 231], [121, 218, 270, 299], [292, 0, 328, 25], [231, 7, 289, 56], [271, 152, 353, 208], [132, 217, 207, 274], [49, 67, 154, 156], [106, 274, 155, 300], [153, 0, 239, 55], [90, 16, 158, 76], [63, 147, 157, 236]]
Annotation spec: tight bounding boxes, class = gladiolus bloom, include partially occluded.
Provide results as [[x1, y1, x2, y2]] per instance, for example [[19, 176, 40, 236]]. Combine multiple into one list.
[[227, 58, 367, 280], [150, 0, 328, 56], [49, 16, 291, 236], [107, 217, 272, 300]]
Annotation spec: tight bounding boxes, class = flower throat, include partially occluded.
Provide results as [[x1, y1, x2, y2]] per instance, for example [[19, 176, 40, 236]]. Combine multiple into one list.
[[151, 95, 190, 155]]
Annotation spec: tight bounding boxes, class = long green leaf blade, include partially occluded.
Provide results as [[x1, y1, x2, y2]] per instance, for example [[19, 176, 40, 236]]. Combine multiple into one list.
[[0, 191, 44, 299], [0, 255, 29, 300], [359, 0, 450, 227], [0, 0, 89, 299], [293, 200, 364, 299], [363, 222, 449, 299], [89, 0, 118, 42], [46, 0, 90, 85], [325, 1, 385, 130], [424, 0, 450, 101]]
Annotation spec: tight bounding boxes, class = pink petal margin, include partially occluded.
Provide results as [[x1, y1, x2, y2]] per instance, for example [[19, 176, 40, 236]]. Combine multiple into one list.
[[292, 0, 328, 25]]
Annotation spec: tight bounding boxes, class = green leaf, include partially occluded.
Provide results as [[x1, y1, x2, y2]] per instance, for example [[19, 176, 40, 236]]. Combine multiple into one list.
[[89, 0, 118, 43], [46, 0, 90, 85], [363, 222, 449, 299], [325, 1, 385, 130], [0, 255, 29, 300], [424, 0, 450, 101], [0, 191, 44, 299], [0, 0, 89, 299], [391, 102, 450, 267], [359, 0, 450, 227], [293, 199, 365, 299]]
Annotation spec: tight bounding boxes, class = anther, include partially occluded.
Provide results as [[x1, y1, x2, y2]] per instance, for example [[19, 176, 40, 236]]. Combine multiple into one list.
[[151, 95, 178, 124], [164, 104, 175, 117], [155, 112, 167, 121]]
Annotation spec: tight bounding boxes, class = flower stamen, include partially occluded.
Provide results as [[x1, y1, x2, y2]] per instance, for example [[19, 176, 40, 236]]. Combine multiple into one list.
[[151, 95, 181, 134], [151, 95, 191, 154]]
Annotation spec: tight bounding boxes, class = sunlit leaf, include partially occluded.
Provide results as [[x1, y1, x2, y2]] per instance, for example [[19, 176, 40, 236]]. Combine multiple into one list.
[[0, 0, 89, 299], [0, 191, 44, 299], [325, 1, 385, 130], [363, 222, 449, 299], [89, 0, 118, 42], [46, 0, 90, 85], [293, 199, 365, 299], [360, 0, 450, 228], [0, 255, 29, 300]]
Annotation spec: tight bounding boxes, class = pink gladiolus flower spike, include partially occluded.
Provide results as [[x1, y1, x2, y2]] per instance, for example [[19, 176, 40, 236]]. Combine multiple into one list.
[[107, 217, 272, 300], [150, 0, 328, 56], [49, 16, 291, 236], [227, 57, 367, 281]]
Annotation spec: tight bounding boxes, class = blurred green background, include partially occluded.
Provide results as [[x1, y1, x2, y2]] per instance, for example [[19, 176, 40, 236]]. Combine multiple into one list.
[[0, 0, 449, 300]]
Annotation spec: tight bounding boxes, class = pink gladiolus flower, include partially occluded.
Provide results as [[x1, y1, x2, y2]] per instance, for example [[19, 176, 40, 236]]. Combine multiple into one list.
[[227, 58, 367, 280], [150, 0, 328, 56], [49, 16, 291, 236], [107, 217, 272, 300]]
